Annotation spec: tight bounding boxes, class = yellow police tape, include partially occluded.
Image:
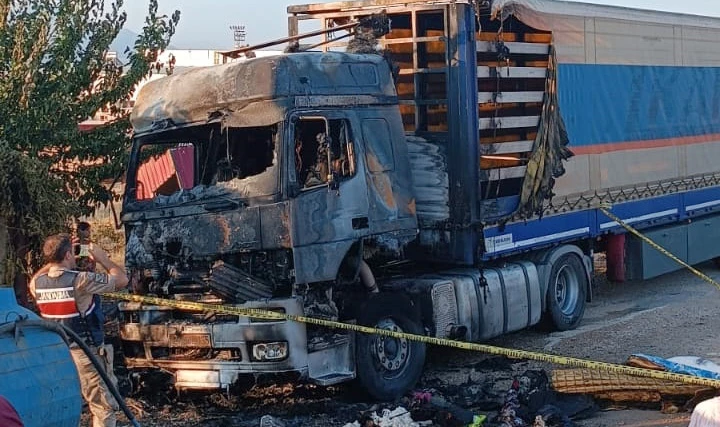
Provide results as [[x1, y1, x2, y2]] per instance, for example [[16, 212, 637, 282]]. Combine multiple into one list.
[[102, 289, 720, 389], [599, 207, 720, 293]]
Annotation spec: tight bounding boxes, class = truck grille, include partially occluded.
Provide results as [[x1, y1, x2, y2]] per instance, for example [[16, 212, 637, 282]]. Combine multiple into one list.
[[207, 261, 273, 303]]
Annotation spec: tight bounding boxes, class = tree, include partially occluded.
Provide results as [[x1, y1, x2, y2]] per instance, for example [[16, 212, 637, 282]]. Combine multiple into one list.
[[0, 0, 180, 304]]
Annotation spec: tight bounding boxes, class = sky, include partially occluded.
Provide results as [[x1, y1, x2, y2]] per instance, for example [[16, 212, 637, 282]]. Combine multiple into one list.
[[116, 0, 720, 50]]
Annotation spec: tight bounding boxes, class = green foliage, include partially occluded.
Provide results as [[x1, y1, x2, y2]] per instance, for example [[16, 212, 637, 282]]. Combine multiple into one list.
[[0, 0, 180, 278], [0, 142, 76, 235], [89, 216, 125, 262]]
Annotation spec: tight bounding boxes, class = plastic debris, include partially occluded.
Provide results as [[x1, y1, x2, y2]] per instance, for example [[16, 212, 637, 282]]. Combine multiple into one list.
[[629, 354, 720, 380], [412, 390, 485, 424], [342, 407, 431, 427], [259, 414, 287, 427]]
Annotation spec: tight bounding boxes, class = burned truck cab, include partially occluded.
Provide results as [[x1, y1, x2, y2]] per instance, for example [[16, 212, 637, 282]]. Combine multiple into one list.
[[119, 52, 418, 391]]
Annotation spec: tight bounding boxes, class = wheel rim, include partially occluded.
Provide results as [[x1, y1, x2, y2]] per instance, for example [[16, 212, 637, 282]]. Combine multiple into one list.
[[554, 264, 580, 315], [373, 318, 410, 378]]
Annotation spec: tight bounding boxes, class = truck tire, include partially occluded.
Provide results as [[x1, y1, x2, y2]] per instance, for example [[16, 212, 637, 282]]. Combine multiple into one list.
[[545, 253, 587, 331], [355, 294, 426, 401]]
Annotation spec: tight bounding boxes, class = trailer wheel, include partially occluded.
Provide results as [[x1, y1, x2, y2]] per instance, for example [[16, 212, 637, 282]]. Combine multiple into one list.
[[546, 253, 587, 331], [356, 294, 426, 401]]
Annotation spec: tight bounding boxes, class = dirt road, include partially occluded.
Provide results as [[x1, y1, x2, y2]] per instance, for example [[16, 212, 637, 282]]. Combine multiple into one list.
[[112, 260, 720, 426]]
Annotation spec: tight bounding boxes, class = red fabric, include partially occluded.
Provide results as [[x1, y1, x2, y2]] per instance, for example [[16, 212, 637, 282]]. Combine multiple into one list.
[[171, 146, 195, 190], [0, 396, 24, 427], [36, 300, 79, 317]]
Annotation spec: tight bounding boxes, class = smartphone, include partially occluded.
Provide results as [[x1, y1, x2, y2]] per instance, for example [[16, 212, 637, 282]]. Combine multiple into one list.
[[74, 244, 90, 257]]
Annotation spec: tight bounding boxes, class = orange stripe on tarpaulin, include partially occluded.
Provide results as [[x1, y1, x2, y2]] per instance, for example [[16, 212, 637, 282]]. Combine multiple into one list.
[[571, 133, 720, 155]]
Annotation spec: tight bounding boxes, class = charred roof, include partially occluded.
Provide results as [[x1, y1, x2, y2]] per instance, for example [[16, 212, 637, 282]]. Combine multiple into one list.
[[130, 52, 397, 135]]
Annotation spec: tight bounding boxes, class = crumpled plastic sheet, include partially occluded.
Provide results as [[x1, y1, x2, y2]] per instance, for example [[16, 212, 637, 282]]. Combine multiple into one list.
[[632, 354, 720, 381], [342, 407, 432, 427]]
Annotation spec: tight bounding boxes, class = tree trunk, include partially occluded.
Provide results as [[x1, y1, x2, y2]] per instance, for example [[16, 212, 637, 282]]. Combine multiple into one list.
[[8, 228, 31, 308], [0, 222, 7, 285]]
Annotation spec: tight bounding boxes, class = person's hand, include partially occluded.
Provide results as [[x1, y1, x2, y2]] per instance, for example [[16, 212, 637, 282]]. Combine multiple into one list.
[[86, 243, 128, 289], [87, 243, 109, 263]]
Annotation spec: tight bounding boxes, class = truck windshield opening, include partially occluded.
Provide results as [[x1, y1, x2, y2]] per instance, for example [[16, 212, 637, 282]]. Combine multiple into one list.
[[130, 124, 280, 203]]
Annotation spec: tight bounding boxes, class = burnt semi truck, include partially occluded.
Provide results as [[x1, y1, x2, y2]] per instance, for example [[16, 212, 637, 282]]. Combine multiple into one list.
[[118, 0, 720, 399]]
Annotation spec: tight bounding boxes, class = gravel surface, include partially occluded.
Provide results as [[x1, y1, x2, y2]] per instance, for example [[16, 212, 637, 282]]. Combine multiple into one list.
[[88, 259, 720, 426]]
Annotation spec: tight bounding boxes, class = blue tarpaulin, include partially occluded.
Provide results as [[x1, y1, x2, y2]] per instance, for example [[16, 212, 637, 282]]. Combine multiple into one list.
[[631, 354, 720, 381], [558, 65, 720, 147]]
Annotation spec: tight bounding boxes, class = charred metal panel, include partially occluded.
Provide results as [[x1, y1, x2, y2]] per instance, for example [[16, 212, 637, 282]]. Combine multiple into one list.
[[445, 3, 480, 252], [413, 228, 477, 265], [293, 240, 358, 284], [406, 136, 450, 225], [288, 107, 416, 283], [125, 207, 281, 268], [363, 118, 401, 229], [120, 324, 212, 348], [359, 108, 418, 234], [290, 177, 370, 245], [260, 202, 293, 249], [288, 110, 371, 284], [289, 165, 371, 283], [131, 52, 397, 134]]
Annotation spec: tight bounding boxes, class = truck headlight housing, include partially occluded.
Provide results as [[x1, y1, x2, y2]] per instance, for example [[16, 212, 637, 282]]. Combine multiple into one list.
[[251, 342, 288, 361]]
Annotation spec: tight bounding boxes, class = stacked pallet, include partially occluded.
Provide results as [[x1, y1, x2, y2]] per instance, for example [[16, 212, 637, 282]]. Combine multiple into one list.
[[478, 31, 550, 177]]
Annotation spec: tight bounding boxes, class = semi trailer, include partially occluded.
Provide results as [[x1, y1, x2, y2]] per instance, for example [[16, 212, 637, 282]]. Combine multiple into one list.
[[117, 0, 720, 399]]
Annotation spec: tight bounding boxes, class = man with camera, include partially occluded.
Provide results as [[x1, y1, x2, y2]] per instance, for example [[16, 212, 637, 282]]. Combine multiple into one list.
[[29, 233, 128, 427], [74, 221, 96, 273]]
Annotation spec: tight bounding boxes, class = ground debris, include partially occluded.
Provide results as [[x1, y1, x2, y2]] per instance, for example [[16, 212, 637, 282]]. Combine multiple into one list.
[[259, 415, 287, 427], [342, 407, 431, 427], [123, 397, 151, 419], [490, 370, 597, 427]]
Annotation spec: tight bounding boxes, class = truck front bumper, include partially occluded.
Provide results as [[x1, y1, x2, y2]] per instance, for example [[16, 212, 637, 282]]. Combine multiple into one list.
[[118, 297, 308, 390]]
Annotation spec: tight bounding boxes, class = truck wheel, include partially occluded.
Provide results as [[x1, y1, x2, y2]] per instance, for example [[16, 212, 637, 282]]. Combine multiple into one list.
[[355, 294, 426, 401], [546, 253, 587, 331]]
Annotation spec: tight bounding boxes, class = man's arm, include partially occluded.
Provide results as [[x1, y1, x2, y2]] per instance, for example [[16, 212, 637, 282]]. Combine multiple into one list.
[[87, 244, 128, 290]]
